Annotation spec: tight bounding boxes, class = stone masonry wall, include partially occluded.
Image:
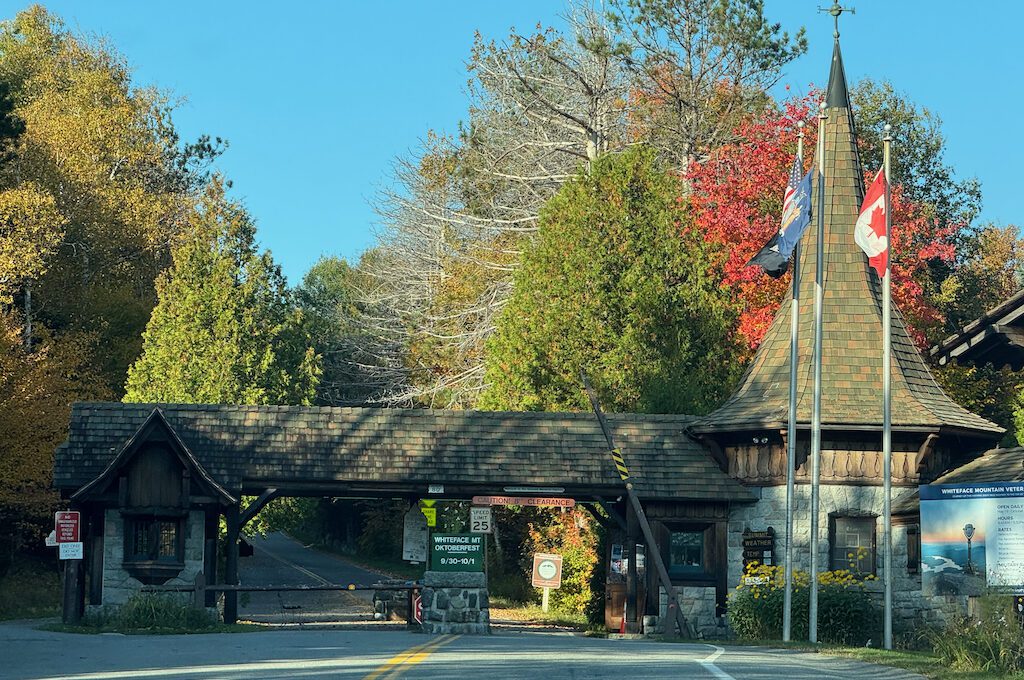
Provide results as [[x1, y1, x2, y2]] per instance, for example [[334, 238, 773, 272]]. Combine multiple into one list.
[[730, 485, 966, 632], [421, 571, 489, 635], [93, 508, 205, 609], [658, 585, 722, 638]]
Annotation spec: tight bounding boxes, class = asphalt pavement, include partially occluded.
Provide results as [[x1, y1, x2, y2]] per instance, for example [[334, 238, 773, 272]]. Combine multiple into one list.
[[0, 622, 925, 679]]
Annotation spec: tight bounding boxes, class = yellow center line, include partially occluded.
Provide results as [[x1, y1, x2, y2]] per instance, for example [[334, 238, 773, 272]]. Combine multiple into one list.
[[363, 635, 459, 680]]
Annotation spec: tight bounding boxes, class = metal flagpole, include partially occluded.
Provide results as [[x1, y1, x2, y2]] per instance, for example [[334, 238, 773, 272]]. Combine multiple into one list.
[[882, 123, 894, 651], [809, 101, 827, 644], [782, 121, 806, 644]]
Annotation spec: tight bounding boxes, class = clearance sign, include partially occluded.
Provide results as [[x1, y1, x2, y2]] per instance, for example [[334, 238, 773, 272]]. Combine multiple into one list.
[[471, 496, 575, 508]]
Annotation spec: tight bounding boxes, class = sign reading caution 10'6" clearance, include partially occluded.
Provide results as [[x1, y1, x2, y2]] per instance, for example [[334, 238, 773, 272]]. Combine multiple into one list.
[[430, 533, 484, 572]]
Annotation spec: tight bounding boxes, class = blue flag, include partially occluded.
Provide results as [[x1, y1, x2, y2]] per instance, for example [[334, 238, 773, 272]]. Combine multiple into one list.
[[748, 157, 814, 278]]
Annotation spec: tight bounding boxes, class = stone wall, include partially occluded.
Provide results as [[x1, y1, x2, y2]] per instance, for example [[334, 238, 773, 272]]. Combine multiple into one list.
[[93, 508, 205, 608], [657, 585, 722, 638], [420, 571, 489, 635], [729, 485, 966, 632]]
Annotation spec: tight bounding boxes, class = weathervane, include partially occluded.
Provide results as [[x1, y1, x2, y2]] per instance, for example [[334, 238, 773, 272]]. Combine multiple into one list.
[[818, 2, 855, 38]]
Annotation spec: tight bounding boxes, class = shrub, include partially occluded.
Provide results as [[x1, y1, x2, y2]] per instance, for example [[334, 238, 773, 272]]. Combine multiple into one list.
[[86, 593, 216, 632], [928, 596, 1024, 674], [728, 562, 879, 645]]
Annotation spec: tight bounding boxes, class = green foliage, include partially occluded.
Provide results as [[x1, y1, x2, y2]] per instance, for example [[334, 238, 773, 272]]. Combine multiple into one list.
[[356, 500, 410, 559], [480, 146, 740, 414], [927, 597, 1024, 674], [728, 563, 880, 645], [124, 178, 320, 405], [0, 557, 59, 620], [85, 593, 217, 632]]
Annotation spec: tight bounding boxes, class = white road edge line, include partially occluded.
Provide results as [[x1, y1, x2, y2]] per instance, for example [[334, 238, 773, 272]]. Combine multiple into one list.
[[698, 644, 736, 680]]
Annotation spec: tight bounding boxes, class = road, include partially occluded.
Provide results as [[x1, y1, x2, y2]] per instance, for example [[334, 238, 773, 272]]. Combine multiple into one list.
[[237, 533, 396, 625], [0, 622, 924, 679]]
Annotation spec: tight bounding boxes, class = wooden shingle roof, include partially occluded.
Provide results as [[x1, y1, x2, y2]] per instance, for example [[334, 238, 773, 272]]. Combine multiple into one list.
[[693, 40, 1002, 441], [54, 402, 755, 503]]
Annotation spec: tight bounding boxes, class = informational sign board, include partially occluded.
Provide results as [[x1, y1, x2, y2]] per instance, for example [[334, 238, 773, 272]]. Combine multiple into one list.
[[402, 507, 429, 563], [920, 482, 1024, 595], [54, 511, 80, 543], [430, 533, 484, 572], [469, 507, 492, 534], [471, 495, 575, 508], [59, 542, 83, 560], [45, 530, 57, 547], [532, 552, 563, 589], [742, 527, 775, 567]]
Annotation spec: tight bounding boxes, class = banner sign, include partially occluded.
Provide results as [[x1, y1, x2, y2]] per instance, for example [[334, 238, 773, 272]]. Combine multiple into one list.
[[430, 533, 484, 572], [471, 496, 574, 508], [920, 482, 1024, 595]]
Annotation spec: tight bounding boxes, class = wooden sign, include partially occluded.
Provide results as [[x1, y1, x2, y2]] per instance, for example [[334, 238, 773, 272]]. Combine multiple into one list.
[[742, 527, 775, 566], [471, 496, 574, 508]]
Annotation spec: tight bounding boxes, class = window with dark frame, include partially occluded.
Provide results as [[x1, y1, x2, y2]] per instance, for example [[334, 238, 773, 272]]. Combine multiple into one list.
[[668, 529, 705, 576], [829, 516, 876, 575], [125, 516, 183, 564], [906, 524, 921, 574]]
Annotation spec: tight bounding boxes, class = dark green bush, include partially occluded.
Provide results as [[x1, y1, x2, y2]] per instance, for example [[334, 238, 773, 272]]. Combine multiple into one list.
[[86, 593, 216, 632], [728, 563, 879, 645]]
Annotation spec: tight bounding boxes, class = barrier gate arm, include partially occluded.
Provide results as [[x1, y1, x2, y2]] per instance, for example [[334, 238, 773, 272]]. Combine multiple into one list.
[[581, 371, 694, 639]]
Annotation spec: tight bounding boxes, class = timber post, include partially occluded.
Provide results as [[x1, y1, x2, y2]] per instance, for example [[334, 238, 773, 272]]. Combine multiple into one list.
[[224, 504, 240, 624]]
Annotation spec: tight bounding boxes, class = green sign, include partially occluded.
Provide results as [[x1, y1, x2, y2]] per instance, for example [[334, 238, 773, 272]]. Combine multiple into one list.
[[430, 533, 484, 572]]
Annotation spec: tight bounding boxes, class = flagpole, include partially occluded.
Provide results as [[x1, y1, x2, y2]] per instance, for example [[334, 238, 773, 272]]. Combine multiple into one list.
[[809, 101, 827, 645], [782, 120, 805, 644], [882, 123, 894, 651]]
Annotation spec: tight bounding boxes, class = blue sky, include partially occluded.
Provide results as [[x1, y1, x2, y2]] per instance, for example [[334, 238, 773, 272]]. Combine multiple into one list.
[[3, 1, 1016, 285]]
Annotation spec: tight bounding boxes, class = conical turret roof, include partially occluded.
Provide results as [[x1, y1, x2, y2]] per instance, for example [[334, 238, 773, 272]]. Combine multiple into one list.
[[694, 39, 1002, 440]]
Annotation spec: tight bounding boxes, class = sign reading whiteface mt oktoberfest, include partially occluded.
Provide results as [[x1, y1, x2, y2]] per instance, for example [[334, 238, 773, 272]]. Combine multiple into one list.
[[919, 482, 1024, 596]]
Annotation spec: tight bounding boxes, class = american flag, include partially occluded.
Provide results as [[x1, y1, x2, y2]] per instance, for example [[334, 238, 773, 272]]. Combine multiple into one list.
[[779, 154, 803, 234]]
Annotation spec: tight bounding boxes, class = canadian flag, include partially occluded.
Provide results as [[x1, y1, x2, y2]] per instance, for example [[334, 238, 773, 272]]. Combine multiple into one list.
[[854, 170, 888, 277]]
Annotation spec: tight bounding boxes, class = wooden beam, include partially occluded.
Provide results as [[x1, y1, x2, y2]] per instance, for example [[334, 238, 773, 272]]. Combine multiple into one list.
[[596, 500, 628, 532], [239, 488, 280, 529], [915, 434, 940, 474], [223, 505, 240, 624]]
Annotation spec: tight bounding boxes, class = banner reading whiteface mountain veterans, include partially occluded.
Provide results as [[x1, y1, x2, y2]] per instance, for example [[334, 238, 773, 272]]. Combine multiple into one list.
[[919, 482, 1024, 595]]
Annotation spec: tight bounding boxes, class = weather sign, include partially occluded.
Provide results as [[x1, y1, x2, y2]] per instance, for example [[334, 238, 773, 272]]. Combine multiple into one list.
[[920, 482, 1024, 596]]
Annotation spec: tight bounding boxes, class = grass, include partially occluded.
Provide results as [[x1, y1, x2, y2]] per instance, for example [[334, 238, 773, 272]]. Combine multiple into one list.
[[488, 596, 589, 629], [0, 557, 61, 621], [707, 640, 1024, 680]]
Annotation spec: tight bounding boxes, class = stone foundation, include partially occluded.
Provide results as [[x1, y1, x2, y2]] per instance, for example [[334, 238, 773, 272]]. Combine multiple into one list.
[[655, 585, 724, 638], [420, 571, 489, 635]]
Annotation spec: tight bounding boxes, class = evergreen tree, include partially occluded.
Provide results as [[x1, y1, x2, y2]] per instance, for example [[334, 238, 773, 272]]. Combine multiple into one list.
[[479, 147, 740, 415], [124, 178, 320, 405]]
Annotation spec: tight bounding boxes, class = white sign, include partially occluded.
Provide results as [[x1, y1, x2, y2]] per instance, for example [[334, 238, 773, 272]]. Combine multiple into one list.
[[45, 530, 57, 547], [402, 507, 429, 563], [470, 507, 492, 534], [59, 542, 83, 560], [428, 484, 444, 494]]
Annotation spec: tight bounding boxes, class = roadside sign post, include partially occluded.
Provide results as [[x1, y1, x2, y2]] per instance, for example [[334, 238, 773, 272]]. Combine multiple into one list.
[[469, 507, 492, 534], [55, 510, 83, 625], [532, 553, 562, 613]]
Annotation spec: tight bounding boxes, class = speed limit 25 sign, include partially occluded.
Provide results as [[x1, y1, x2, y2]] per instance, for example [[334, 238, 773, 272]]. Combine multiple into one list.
[[470, 506, 492, 534]]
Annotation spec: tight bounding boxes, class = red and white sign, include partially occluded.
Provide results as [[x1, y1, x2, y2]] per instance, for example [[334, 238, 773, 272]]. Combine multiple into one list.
[[411, 591, 423, 625], [532, 553, 563, 589], [54, 511, 80, 543], [471, 496, 574, 508]]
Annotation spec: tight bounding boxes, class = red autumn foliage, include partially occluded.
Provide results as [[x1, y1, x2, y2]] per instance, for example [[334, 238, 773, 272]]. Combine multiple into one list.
[[686, 94, 954, 354]]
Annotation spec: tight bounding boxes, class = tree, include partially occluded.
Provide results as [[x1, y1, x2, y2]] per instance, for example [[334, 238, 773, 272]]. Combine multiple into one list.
[[296, 256, 376, 405], [124, 179, 320, 405], [608, 0, 807, 172], [0, 6, 222, 392], [480, 146, 740, 414]]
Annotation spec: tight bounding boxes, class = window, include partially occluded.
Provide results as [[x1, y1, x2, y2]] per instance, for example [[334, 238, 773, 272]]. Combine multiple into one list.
[[125, 516, 182, 564], [668, 530, 705, 575], [829, 516, 876, 575], [906, 525, 920, 575]]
